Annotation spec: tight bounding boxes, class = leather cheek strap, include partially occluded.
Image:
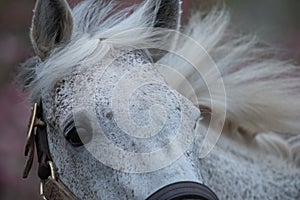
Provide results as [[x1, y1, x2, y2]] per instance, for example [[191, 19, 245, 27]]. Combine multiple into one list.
[[23, 102, 78, 200], [40, 163, 78, 200], [35, 106, 78, 200], [36, 126, 78, 200], [36, 122, 52, 180]]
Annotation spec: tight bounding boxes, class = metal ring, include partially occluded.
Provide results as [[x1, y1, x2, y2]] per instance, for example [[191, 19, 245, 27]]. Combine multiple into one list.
[[39, 161, 57, 200], [48, 161, 56, 180], [40, 180, 48, 200]]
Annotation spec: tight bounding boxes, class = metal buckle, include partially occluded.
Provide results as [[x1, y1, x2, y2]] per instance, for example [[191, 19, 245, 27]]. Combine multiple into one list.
[[40, 161, 56, 200], [40, 161, 78, 200], [23, 103, 45, 178]]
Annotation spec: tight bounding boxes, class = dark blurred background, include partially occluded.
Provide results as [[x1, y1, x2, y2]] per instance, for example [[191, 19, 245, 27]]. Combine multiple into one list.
[[0, 0, 299, 199]]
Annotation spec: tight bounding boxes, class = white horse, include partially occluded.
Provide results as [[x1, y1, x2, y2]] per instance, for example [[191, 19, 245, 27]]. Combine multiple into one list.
[[19, 0, 300, 199]]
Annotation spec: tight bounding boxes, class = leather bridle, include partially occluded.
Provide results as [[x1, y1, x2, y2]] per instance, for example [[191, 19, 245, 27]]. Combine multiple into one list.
[[22, 102, 218, 200], [23, 102, 78, 200]]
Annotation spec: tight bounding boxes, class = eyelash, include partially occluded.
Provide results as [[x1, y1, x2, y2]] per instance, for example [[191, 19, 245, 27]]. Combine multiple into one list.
[[63, 118, 75, 137]]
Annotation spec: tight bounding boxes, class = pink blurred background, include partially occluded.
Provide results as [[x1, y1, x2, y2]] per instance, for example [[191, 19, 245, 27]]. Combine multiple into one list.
[[0, 0, 299, 199]]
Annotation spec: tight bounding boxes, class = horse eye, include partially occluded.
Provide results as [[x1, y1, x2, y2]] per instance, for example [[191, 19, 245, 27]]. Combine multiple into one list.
[[64, 124, 92, 147]]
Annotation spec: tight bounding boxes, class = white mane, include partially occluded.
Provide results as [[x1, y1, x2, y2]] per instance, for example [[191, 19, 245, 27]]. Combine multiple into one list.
[[19, 0, 300, 165], [21, 0, 163, 98]]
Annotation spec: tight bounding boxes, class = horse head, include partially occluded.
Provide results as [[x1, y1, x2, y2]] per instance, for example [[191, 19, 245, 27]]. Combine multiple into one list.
[[20, 0, 219, 199], [19, 0, 300, 199]]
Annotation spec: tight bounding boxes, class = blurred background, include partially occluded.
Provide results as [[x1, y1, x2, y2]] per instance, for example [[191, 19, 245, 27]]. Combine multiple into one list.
[[0, 0, 299, 199]]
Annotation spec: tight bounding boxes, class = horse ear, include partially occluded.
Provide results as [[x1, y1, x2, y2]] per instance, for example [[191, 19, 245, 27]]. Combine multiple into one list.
[[31, 0, 74, 60], [150, 0, 181, 61], [153, 0, 181, 30]]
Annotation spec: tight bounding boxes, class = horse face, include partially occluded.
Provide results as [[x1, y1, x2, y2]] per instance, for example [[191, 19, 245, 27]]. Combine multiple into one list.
[[25, 0, 205, 199], [43, 48, 202, 199], [20, 0, 300, 199]]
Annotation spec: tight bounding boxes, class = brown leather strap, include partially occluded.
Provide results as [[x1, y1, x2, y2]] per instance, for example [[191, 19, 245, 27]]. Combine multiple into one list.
[[40, 162, 78, 200], [23, 102, 78, 200], [35, 102, 78, 200], [36, 119, 53, 180]]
